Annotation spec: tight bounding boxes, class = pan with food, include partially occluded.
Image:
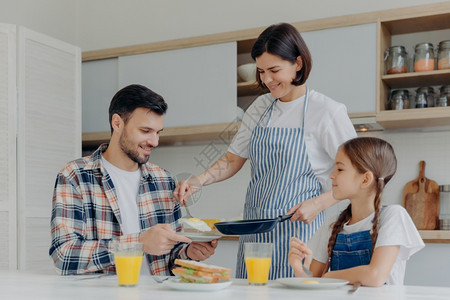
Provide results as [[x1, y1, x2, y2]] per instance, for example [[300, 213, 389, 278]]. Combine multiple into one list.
[[214, 214, 294, 235]]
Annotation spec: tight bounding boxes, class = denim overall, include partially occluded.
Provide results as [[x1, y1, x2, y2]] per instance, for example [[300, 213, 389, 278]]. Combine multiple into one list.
[[330, 230, 373, 271]]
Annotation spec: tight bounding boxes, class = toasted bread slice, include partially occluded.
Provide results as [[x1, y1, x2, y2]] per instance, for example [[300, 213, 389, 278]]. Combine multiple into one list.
[[174, 259, 232, 274]]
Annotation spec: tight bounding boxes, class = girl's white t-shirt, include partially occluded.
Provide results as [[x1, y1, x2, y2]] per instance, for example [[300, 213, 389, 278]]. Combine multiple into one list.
[[307, 205, 425, 285], [229, 90, 357, 192]]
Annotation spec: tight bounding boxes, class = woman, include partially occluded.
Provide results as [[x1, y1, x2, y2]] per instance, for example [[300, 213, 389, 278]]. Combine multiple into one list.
[[174, 23, 356, 279]]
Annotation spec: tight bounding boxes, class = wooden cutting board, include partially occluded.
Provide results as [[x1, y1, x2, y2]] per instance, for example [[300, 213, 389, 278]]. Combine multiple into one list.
[[403, 161, 440, 230]]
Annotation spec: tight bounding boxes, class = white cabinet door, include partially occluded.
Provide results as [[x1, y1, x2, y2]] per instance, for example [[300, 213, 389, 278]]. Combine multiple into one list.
[[0, 23, 17, 270], [118, 42, 237, 128], [16, 27, 81, 271], [302, 23, 377, 114]]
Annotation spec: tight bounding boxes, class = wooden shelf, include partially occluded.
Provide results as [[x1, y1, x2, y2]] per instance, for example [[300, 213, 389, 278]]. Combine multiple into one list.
[[419, 230, 450, 243], [381, 69, 450, 89], [377, 7, 450, 128], [376, 107, 450, 129], [381, 12, 450, 35], [82, 122, 242, 148]]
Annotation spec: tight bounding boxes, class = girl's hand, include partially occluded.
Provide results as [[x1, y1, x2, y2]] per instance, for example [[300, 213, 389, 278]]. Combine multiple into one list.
[[288, 237, 313, 277]]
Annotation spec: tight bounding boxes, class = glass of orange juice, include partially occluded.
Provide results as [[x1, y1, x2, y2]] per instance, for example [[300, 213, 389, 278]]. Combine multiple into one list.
[[244, 242, 272, 285], [112, 241, 144, 287]]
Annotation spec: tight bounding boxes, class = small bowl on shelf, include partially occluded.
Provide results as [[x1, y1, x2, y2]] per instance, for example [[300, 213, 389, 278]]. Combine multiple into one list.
[[237, 63, 257, 82]]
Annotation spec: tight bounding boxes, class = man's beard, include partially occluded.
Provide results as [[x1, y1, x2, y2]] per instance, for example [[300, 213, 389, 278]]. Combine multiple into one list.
[[119, 130, 150, 165]]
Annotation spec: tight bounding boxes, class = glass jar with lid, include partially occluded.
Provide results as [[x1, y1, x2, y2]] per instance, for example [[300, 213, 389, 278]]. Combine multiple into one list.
[[414, 43, 435, 72], [415, 92, 427, 108], [438, 40, 450, 70], [389, 89, 409, 110], [384, 46, 408, 74], [416, 86, 435, 107], [438, 85, 450, 107]]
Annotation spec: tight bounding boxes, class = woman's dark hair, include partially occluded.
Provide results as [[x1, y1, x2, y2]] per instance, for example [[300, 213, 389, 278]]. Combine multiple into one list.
[[323, 137, 397, 275], [108, 84, 168, 133], [251, 23, 312, 88]]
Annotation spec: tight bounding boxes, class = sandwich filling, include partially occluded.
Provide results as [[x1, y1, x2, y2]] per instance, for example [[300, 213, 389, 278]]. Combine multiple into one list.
[[173, 259, 232, 283]]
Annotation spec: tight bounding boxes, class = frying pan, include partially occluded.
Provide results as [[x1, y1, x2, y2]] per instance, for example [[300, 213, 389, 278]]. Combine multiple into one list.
[[214, 214, 294, 235]]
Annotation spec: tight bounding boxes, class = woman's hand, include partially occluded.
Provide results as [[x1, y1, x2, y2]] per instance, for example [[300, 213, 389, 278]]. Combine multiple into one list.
[[287, 197, 321, 223], [288, 237, 313, 277], [173, 176, 202, 206], [287, 191, 339, 223]]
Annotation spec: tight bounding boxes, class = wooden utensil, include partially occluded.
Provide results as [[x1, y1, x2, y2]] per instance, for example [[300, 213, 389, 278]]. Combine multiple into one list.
[[403, 161, 440, 230]]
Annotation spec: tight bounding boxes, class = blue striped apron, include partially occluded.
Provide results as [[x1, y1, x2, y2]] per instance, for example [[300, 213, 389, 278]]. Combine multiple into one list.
[[236, 89, 324, 279]]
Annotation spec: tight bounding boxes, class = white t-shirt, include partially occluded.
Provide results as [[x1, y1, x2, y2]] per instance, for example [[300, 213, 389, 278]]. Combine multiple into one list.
[[101, 156, 151, 275], [229, 90, 357, 192], [102, 156, 141, 234], [308, 205, 425, 285]]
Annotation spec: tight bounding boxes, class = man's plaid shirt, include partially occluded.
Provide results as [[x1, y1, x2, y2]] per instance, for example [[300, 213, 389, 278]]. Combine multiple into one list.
[[49, 144, 188, 275]]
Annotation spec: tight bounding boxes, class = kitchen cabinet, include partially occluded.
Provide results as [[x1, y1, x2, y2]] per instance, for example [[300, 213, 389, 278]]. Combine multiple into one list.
[[376, 11, 450, 129], [82, 43, 237, 136], [0, 23, 81, 271]]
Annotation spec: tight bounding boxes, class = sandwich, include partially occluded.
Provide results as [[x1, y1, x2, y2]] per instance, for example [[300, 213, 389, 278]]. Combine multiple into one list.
[[172, 259, 232, 283]]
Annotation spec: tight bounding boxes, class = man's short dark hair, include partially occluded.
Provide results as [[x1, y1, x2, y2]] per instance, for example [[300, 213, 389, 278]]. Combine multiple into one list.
[[108, 84, 168, 133]]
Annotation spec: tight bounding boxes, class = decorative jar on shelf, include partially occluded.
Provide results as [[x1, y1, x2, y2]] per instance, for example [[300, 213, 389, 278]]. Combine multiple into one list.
[[414, 43, 435, 72], [384, 46, 408, 74], [388, 89, 409, 110], [438, 85, 450, 107], [416, 87, 435, 107], [437, 40, 450, 70]]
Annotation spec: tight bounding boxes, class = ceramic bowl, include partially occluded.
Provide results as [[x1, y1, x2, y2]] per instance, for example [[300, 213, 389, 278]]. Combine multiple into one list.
[[237, 63, 257, 82]]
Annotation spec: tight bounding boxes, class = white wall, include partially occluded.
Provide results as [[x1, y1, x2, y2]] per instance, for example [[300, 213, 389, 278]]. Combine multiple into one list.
[[0, 0, 78, 46]]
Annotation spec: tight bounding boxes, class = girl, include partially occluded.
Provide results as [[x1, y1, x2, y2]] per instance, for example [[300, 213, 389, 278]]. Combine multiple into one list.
[[288, 137, 424, 286], [174, 23, 356, 279]]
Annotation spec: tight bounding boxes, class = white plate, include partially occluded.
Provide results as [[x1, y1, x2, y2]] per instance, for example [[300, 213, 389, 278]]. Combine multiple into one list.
[[179, 232, 222, 242], [276, 277, 349, 289], [163, 278, 232, 291]]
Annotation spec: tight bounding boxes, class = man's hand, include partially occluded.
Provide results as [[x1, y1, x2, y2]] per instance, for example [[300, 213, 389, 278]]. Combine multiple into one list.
[[186, 239, 218, 261], [287, 197, 321, 223], [139, 224, 191, 256]]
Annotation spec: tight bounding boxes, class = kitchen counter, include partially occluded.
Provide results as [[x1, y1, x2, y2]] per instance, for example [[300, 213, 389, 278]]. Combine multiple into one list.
[[1, 270, 450, 300]]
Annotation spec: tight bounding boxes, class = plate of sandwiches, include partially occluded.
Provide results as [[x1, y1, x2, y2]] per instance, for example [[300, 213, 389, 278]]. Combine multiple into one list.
[[164, 259, 232, 291]]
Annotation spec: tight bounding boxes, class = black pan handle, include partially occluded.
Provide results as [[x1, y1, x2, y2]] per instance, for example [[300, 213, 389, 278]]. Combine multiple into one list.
[[278, 213, 294, 223]]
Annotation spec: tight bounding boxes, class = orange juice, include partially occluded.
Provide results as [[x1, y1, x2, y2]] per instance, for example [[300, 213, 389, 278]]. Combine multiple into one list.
[[114, 255, 143, 286], [245, 257, 271, 284]]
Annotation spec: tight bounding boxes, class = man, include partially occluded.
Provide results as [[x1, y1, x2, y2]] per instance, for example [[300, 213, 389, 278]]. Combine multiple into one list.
[[49, 84, 217, 275]]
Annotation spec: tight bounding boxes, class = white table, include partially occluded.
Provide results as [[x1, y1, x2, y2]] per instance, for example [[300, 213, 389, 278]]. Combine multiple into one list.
[[0, 270, 449, 300]]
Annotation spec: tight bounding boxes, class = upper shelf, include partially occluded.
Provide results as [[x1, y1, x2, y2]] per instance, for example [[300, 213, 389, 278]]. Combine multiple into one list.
[[381, 69, 450, 89], [381, 11, 450, 35], [82, 122, 242, 148]]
